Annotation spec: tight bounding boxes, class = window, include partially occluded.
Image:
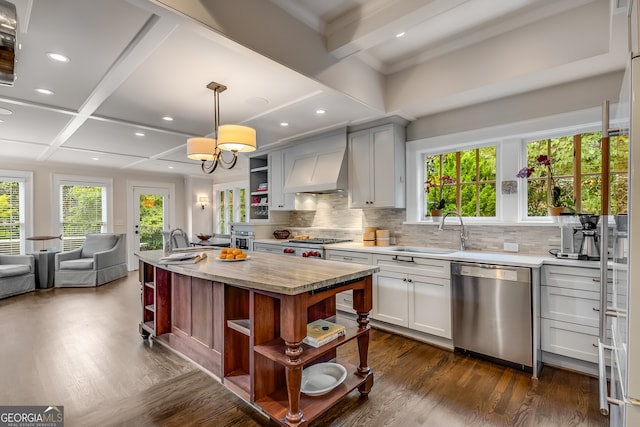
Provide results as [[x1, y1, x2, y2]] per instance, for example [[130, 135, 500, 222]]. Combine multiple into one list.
[[54, 175, 112, 251], [424, 146, 497, 218], [0, 171, 32, 255], [0, 179, 23, 255], [214, 182, 248, 234], [522, 131, 628, 217]]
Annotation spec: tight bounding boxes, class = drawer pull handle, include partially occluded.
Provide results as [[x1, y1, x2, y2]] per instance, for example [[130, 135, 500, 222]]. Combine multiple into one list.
[[344, 298, 352, 304], [593, 307, 600, 312], [343, 257, 353, 261]]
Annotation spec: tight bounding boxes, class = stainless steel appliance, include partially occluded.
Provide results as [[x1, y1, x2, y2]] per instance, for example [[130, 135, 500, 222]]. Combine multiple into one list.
[[282, 238, 352, 258], [452, 262, 532, 369], [578, 214, 600, 260], [597, 6, 640, 421], [231, 230, 254, 250]]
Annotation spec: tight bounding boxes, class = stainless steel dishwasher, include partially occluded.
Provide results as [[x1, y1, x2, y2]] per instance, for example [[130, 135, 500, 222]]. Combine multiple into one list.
[[451, 262, 532, 369]]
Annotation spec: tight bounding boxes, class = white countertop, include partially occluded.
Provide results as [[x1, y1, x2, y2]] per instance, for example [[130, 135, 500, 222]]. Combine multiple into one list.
[[253, 239, 602, 269]]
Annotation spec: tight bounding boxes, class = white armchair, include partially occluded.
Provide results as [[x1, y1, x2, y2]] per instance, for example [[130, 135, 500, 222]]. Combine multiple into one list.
[[55, 233, 127, 287], [0, 254, 35, 299]]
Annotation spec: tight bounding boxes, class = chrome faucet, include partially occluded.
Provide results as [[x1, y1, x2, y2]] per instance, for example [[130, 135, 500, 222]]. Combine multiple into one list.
[[438, 211, 468, 251]]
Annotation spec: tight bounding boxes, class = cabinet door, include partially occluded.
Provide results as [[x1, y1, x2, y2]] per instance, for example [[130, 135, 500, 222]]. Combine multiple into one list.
[[373, 270, 408, 327], [370, 125, 396, 208], [409, 274, 452, 338], [348, 129, 372, 208], [269, 151, 294, 211]]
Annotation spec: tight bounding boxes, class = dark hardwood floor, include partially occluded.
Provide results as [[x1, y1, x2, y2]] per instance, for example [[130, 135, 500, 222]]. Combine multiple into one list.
[[0, 273, 608, 427]]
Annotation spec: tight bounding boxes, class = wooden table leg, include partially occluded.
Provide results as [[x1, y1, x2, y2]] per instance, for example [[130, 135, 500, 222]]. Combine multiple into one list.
[[284, 341, 304, 426], [356, 312, 371, 377]]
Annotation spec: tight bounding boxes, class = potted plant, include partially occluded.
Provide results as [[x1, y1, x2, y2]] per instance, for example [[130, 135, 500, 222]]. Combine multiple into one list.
[[424, 175, 456, 216], [517, 154, 570, 215]]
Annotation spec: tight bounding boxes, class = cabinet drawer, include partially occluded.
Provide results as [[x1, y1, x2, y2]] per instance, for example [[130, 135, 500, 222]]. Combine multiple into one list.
[[253, 243, 283, 254], [541, 285, 600, 328], [326, 250, 372, 265], [540, 318, 598, 363], [542, 265, 605, 292], [373, 254, 450, 279], [336, 290, 356, 314]]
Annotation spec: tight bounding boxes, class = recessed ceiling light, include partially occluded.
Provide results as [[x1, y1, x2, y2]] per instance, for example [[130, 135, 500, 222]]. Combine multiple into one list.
[[135, 132, 145, 137], [162, 116, 173, 121], [92, 157, 99, 161], [0, 107, 12, 115], [280, 122, 289, 127], [36, 88, 54, 95], [168, 166, 174, 169], [316, 109, 326, 115], [46, 52, 70, 63], [396, 32, 406, 38], [0, 119, 4, 123]]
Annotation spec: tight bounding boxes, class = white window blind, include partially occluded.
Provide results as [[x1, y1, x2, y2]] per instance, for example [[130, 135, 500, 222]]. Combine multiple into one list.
[[60, 184, 106, 250], [0, 180, 23, 255]]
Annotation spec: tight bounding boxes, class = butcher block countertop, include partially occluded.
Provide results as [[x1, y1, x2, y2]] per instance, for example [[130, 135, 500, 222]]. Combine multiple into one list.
[[136, 250, 379, 295]]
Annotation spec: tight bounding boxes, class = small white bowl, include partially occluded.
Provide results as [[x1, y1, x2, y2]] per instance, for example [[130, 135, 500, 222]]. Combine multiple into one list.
[[300, 362, 347, 396]]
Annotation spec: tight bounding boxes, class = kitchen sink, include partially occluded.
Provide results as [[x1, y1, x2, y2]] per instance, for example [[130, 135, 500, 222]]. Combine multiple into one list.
[[389, 247, 457, 255]]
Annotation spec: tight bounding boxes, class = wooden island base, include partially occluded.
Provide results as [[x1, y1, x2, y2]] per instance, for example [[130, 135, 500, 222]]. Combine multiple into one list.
[[137, 252, 376, 426]]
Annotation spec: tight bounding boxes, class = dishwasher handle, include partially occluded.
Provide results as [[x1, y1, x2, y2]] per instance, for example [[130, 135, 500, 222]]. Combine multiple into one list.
[[451, 262, 530, 282]]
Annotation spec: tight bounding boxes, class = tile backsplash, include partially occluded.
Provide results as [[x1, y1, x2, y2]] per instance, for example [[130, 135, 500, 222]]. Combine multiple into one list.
[[287, 193, 560, 256]]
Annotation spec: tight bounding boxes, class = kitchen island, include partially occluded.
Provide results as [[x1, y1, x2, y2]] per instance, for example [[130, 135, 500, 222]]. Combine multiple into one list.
[[136, 250, 379, 426]]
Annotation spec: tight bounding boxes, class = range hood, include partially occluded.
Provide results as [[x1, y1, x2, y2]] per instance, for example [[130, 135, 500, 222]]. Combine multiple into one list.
[[283, 129, 348, 193]]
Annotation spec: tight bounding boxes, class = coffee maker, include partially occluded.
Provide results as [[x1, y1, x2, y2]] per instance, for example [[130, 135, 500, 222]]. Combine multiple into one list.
[[556, 214, 581, 259], [578, 214, 600, 260]]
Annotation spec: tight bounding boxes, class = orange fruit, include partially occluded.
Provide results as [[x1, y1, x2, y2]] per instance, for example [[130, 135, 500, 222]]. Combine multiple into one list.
[[221, 248, 228, 254], [233, 248, 242, 255], [219, 252, 226, 259], [226, 254, 235, 260]]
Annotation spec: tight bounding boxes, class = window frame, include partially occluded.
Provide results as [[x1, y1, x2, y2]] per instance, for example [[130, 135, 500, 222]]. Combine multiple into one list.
[[419, 141, 501, 224], [52, 174, 113, 251], [0, 170, 33, 254]]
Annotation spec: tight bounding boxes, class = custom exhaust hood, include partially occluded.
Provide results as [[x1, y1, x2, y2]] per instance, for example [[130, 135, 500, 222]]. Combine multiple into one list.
[[283, 129, 348, 194], [0, 0, 17, 87]]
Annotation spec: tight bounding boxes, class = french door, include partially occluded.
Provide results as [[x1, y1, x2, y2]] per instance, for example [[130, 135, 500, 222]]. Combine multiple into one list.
[[129, 186, 170, 269]]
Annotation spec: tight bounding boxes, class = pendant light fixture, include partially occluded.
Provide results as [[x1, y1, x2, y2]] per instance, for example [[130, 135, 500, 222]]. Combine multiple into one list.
[[187, 81, 256, 174]]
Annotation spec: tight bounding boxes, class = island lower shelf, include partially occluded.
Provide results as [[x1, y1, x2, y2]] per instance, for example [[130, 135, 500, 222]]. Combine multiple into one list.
[[255, 360, 373, 423]]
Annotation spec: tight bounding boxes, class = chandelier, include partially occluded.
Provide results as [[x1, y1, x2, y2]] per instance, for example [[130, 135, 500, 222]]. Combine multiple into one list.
[[187, 81, 256, 174]]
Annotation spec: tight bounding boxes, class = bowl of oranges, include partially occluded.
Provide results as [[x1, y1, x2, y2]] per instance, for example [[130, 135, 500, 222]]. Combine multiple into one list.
[[218, 248, 249, 262]]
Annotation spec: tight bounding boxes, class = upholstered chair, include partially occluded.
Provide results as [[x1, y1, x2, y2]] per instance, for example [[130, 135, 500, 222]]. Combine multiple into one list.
[[0, 254, 36, 299], [55, 233, 127, 287]]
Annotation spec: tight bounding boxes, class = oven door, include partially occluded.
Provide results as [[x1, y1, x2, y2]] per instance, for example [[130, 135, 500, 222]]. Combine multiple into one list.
[[232, 236, 252, 250]]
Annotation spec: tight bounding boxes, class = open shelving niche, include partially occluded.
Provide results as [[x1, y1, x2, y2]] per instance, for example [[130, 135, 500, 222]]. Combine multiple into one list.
[[249, 155, 269, 221], [139, 261, 172, 339], [222, 280, 372, 424]]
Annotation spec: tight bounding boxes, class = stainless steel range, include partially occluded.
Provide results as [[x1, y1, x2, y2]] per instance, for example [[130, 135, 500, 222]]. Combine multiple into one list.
[[281, 238, 352, 258]]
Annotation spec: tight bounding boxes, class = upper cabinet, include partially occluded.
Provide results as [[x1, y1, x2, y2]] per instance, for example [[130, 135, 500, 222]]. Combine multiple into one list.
[[348, 123, 406, 209], [269, 150, 295, 211]]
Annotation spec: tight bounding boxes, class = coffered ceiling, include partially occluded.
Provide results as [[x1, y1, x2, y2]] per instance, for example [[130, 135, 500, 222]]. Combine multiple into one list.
[[0, 0, 628, 179]]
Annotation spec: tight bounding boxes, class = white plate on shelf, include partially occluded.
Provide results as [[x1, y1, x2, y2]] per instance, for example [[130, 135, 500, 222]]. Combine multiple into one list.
[[300, 362, 347, 396], [216, 255, 251, 262]]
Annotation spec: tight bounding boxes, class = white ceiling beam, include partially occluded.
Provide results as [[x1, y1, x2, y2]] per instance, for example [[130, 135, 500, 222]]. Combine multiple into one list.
[[325, 0, 470, 59], [38, 14, 178, 161], [151, 0, 386, 113]]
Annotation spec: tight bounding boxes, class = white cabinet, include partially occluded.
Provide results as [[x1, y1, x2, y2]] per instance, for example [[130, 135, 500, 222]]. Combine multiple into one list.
[[348, 123, 405, 209], [326, 249, 373, 314], [269, 150, 294, 211], [372, 254, 451, 339], [540, 264, 611, 366]]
